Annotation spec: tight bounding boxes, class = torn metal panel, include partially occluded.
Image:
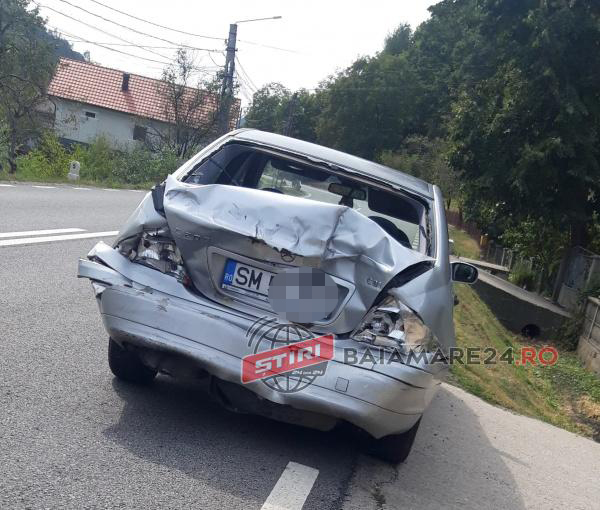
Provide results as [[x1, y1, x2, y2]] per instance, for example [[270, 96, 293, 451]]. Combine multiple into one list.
[[162, 175, 426, 265], [114, 191, 167, 245], [159, 175, 434, 333]]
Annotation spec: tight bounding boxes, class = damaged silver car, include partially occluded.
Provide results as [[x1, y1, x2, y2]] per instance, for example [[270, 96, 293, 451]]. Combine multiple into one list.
[[78, 129, 478, 463]]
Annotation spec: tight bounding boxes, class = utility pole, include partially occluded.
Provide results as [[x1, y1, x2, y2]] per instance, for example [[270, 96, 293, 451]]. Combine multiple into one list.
[[217, 16, 281, 136], [217, 23, 237, 136]]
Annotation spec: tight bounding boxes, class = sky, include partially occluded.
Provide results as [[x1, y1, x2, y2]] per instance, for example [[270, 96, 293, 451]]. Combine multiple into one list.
[[35, 0, 438, 105]]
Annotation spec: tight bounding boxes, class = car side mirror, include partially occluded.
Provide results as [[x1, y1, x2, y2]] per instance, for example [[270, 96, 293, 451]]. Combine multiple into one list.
[[451, 262, 478, 284]]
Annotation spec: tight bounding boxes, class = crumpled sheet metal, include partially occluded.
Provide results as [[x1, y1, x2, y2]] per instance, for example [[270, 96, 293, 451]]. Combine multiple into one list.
[[162, 175, 430, 271], [114, 190, 166, 246], [113, 175, 438, 335]]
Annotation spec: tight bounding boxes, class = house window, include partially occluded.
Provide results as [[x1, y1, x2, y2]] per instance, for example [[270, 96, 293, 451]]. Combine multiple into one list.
[[133, 124, 147, 142], [84, 111, 96, 118]]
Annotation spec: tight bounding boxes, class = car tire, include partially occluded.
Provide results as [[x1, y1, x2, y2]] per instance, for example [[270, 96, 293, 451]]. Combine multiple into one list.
[[108, 338, 157, 384], [369, 418, 421, 464]]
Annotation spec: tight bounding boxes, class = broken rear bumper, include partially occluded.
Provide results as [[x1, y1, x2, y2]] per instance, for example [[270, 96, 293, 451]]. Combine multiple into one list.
[[78, 242, 446, 439]]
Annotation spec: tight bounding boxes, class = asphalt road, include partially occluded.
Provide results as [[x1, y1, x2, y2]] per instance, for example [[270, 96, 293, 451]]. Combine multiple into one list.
[[1, 181, 599, 510]]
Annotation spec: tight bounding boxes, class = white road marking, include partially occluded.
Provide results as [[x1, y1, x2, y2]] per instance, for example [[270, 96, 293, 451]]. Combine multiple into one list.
[[0, 184, 15, 187], [73, 187, 91, 190], [102, 188, 119, 191], [0, 231, 118, 247], [0, 228, 86, 239], [260, 462, 319, 510], [32, 185, 56, 189]]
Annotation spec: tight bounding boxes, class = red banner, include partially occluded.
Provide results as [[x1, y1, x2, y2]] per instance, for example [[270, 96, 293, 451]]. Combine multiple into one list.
[[242, 335, 335, 383]]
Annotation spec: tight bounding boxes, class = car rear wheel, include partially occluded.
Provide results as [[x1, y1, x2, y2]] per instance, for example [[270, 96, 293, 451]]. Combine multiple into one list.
[[369, 418, 421, 464], [108, 338, 157, 384]]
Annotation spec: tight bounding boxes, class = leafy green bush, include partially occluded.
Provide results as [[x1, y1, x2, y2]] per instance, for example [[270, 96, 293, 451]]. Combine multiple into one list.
[[13, 133, 182, 186], [73, 136, 115, 182], [509, 261, 537, 290], [17, 132, 70, 179], [112, 147, 180, 185]]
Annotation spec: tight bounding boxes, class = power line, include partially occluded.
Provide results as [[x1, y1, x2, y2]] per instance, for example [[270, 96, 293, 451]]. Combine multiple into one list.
[[234, 70, 254, 97], [237, 40, 301, 54], [53, 26, 224, 75], [235, 72, 254, 103], [61, 40, 184, 50], [86, 0, 224, 41], [37, 2, 173, 61], [208, 52, 224, 69], [51, 23, 226, 76], [83, 0, 297, 54], [235, 57, 258, 93], [235, 69, 256, 95], [48, 0, 225, 53], [61, 39, 222, 52], [48, 26, 172, 65]]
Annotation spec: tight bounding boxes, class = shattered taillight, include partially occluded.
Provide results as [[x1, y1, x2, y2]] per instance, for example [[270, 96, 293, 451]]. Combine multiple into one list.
[[119, 229, 189, 283], [351, 295, 440, 353]]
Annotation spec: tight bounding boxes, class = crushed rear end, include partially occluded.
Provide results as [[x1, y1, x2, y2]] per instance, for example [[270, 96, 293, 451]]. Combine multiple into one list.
[[78, 131, 455, 442]]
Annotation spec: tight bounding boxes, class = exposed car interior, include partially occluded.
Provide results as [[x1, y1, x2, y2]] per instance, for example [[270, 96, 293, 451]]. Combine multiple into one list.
[[183, 143, 431, 254]]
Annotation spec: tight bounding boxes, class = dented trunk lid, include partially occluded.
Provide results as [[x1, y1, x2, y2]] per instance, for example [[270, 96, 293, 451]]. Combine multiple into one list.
[[160, 176, 433, 334]]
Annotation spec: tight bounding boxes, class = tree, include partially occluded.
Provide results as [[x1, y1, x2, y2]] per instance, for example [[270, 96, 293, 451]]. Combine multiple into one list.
[[316, 52, 420, 159], [448, 0, 600, 253], [43, 29, 84, 61], [383, 23, 412, 56], [244, 83, 319, 142], [501, 217, 568, 294], [0, 0, 57, 173], [244, 82, 291, 133], [151, 48, 224, 158], [379, 136, 459, 209], [407, 0, 484, 138]]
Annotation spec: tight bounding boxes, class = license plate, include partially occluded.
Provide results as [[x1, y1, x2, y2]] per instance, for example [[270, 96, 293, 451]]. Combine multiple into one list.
[[222, 259, 275, 299]]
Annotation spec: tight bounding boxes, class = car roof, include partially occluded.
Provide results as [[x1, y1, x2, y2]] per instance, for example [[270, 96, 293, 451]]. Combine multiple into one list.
[[231, 129, 434, 199]]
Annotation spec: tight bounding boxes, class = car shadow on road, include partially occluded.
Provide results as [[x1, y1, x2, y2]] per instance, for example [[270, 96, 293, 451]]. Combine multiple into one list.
[[102, 375, 358, 508], [103, 377, 526, 510], [343, 385, 527, 510]]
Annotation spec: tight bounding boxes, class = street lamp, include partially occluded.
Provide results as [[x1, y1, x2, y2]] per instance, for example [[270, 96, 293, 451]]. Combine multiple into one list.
[[235, 16, 283, 24]]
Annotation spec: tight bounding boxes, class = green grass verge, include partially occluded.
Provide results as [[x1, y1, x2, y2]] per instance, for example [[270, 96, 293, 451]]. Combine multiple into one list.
[[0, 171, 153, 190], [450, 233, 600, 440], [449, 224, 481, 260]]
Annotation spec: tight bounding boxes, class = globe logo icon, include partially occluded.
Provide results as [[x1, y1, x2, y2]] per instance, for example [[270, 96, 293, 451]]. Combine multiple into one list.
[[246, 318, 329, 393]]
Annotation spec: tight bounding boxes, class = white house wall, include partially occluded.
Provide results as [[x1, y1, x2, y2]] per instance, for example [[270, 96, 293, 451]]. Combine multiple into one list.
[[51, 97, 168, 150]]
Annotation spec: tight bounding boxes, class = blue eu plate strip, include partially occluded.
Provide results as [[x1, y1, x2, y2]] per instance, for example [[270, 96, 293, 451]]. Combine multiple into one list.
[[222, 259, 237, 285]]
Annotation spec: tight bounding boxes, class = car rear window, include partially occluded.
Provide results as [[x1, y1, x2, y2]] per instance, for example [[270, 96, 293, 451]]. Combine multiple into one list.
[[184, 143, 431, 253]]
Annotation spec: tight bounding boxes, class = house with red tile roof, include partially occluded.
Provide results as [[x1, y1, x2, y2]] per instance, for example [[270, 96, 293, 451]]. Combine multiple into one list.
[[47, 58, 239, 149]]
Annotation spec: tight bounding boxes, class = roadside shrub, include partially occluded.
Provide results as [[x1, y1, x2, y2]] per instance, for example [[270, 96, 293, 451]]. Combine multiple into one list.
[[509, 261, 537, 290], [73, 136, 116, 182], [112, 147, 181, 185], [17, 132, 71, 179], [13, 133, 184, 186]]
